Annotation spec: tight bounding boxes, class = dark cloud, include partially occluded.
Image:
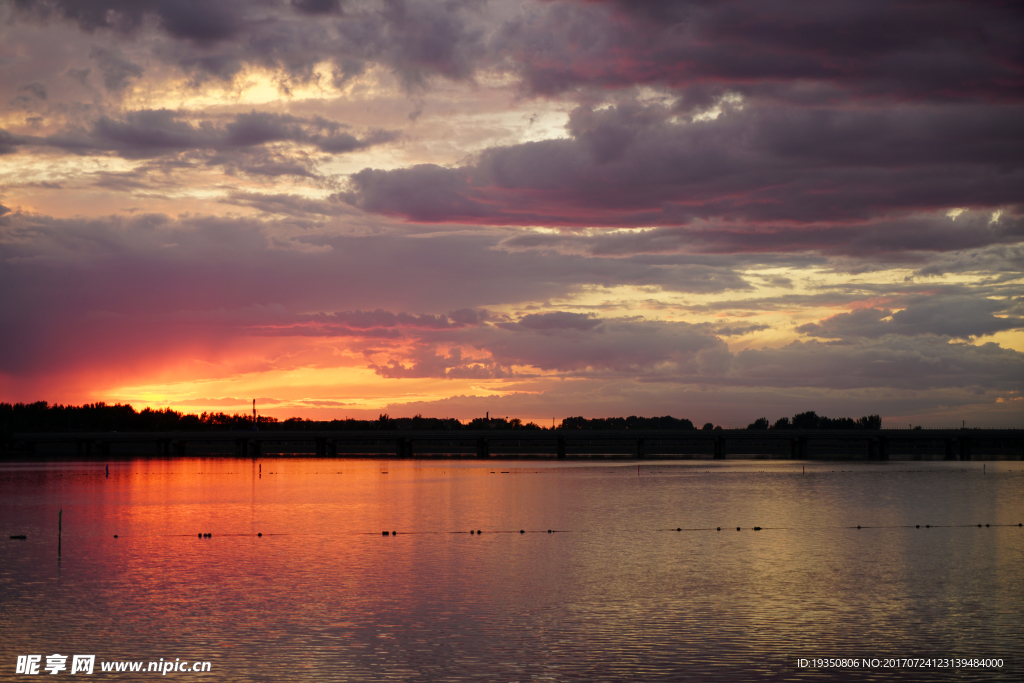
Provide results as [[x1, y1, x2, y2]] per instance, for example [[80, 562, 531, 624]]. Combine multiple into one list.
[[733, 336, 1022, 392], [498, 0, 1024, 102], [0, 129, 24, 155], [90, 170, 170, 192], [914, 243, 1024, 279], [14, 0, 247, 42], [64, 67, 91, 86], [18, 82, 48, 100], [15, 110, 398, 173], [497, 210, 1024, 260], [291, 0, 342, 16], [343, 164, 488, 222], [220, 192, 358, 218], [711, 323, 769, 337], [305, 308, 486, 334], [345, 101, 1024, 229], [216, 148, 320, 179], [13, 0, 1022, 103], [512, 311, 601, 332], [797, 297, 1024, 340], [89, 45, 144, 92], [156, 0, 240, 42], [14, 0, 490, 87]]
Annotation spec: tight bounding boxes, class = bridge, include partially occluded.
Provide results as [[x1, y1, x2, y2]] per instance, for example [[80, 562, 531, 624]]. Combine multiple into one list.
[[4, 429, 1022, 460]]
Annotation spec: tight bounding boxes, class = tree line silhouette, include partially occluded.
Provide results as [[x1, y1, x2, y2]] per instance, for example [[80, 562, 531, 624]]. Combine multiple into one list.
[[745, 412, 882, 430], [2, 401, 882, 433]]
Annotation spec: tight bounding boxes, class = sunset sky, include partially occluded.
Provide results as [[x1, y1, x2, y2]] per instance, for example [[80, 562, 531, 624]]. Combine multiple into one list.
[[1, 0, 1022, 427]]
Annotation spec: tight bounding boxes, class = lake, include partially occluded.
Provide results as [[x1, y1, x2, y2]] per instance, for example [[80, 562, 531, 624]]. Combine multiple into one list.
[[1, 458, 1021, 681]]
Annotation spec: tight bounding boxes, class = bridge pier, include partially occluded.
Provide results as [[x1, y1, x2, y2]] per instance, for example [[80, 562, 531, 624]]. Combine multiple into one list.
[[235, 438, 261, 457], [556, 436, 566, 459], [944, 438, 955, 460], [476, 437, 489, 458], [713, 436, 725, 459], [636, 437, 645, 459], [173, 440, 187, 455], [316, 438, 327, 457], [958, 436, 971, 461], [327, 439, 337, 457], [868, 437, 889, 460], [76, 440, 91, 456], [790, 437, 807, 459], [395, 438, 413, 457]]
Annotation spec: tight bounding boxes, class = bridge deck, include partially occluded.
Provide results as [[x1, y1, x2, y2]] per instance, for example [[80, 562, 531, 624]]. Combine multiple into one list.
[[4, 429, 1022, 461]]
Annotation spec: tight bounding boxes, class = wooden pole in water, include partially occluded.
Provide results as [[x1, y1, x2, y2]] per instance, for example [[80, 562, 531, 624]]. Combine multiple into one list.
[[58, 509, 62, 557]]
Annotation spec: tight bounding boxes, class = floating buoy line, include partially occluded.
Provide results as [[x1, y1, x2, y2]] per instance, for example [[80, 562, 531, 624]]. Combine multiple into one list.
[[11, 522, 1021, 546]]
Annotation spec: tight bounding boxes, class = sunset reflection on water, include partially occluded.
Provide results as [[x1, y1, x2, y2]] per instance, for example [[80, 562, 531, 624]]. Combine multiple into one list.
[[2, 459, 1022, 681]]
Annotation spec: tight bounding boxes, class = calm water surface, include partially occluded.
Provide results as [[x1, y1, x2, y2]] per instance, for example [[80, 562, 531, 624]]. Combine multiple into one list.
[[1, 459, 1022, 681]]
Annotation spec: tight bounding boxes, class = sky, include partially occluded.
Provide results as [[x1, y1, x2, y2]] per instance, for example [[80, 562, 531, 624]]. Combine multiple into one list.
[[0, 0, 1022, 427]]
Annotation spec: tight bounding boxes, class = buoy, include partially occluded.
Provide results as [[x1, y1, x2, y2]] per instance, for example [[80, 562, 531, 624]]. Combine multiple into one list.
[[198, 533, 202, 538], [114, 534, 118, 538], [258, 533, 262, 537], [520, 530, 525, 534], [754, 526, 761, 531], [676, 528, 681, 531], [382, 531, 389, 536], [857, 525, 861, 529], [916, 525, 920, 528], [926, 525, 930, 528], [717, 527, 721, 531], [547, 529, 552, 533], [470, 530, 475, 535], [736, 527, 740, 531], [10, 535, 27, 540], [985, 524, 989, 527], [392, 531, 397, 535], [977, 524, 982, 527]]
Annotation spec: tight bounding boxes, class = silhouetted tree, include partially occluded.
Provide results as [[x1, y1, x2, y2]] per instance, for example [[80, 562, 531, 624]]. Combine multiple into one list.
[[0, 402, 882, 434], [559, 415, 695, 430], [791, 411, 820, 429], [857, 414, 882, 429]]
